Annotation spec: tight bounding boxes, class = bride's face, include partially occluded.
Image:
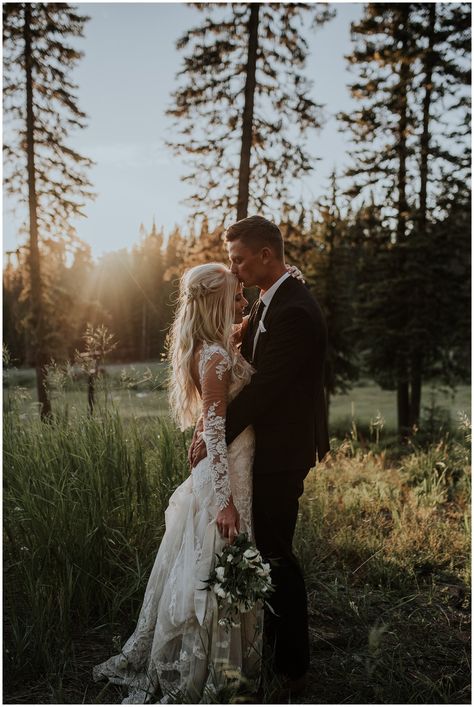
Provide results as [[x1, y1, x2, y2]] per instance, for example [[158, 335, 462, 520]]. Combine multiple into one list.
[[233, 285, 248, 324]]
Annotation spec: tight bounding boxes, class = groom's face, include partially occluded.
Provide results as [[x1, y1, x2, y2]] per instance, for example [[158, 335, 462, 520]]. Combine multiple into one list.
[[227, 238, 267, 288]]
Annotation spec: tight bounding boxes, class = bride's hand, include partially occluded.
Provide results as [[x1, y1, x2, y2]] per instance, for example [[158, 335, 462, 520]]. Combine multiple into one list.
[[286, 264, 306, 283], [189, 435, 208, 469], [216, 499, 240, 544]]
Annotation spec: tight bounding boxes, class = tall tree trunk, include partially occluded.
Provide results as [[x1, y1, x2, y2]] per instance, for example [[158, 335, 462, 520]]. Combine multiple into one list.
[[23, 4, 51, 420], [395, 6, 410, 436], [409, 353, 423, 427], [396, 7, 410, 244], [236, 3, 260, 220], [419, 3, 436, 236], [397, 380, 410, 435], [409, 4, 436, 429]]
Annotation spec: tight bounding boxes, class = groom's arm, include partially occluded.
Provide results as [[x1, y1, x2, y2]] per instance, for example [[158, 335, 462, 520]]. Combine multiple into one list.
[[225, 305, 324, 445]]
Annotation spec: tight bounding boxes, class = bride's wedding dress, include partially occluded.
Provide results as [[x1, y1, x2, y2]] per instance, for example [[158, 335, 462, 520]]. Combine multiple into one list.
[[93, 343, 262, 703]]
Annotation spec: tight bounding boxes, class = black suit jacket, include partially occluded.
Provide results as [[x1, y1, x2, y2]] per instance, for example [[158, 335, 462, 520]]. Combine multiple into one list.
[[226, 276, 330, 474]]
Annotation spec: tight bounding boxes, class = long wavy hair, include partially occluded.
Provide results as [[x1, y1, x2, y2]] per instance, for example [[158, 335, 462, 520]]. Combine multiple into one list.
[[168, 262, 241, 430]]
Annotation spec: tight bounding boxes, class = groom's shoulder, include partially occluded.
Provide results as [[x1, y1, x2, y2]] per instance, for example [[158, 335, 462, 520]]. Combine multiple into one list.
[[277, 277, 322, 315], [270, 279, 325, 336]]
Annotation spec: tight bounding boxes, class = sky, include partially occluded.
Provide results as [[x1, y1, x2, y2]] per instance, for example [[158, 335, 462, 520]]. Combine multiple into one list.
[[3, 1, 363, 260]]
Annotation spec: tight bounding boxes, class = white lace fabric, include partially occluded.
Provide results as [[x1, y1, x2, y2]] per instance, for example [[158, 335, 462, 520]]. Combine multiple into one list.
[[198, 345, 233, 510], [93, 344, 260, 703]]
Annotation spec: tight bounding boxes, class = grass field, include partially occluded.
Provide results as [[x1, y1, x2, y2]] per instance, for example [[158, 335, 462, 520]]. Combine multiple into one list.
[[330, 380, 470, 432], [3, 366, 471, 703], [3, 361, 470, 431]]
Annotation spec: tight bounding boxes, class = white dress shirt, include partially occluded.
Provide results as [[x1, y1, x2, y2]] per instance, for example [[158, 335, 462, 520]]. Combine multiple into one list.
[[252, 271, 290, 358]]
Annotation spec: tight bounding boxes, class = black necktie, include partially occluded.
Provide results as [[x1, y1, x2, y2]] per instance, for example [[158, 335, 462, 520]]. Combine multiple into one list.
[[242, 298, 264, 362], [250, 298, 265, 361], [250, 298, 265, 341]]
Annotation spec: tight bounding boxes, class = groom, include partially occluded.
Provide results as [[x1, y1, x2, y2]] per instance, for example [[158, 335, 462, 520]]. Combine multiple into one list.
[[226, 215, 329, 688], [193, 215, 329, 691]]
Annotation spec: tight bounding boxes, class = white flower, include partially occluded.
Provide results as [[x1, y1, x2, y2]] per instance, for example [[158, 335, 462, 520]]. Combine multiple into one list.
[[214, 585, 226, 599], [257, 562, 271, 577], [117, 654, 128, 669], [227, 555, 233, 563], [243, 548, 258, 561], [215, 566, 225, 581]]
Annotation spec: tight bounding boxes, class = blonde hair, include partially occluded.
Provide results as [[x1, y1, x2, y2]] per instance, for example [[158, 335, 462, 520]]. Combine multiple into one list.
[[168, 262, 239, 430]]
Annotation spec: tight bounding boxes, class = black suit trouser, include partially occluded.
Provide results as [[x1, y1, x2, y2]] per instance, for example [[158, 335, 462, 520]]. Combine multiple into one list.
[[252, 468, 310, 680]]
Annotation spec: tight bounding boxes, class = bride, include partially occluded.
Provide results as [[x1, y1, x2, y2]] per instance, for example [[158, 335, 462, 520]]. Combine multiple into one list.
[[93, 263, 262, 703]]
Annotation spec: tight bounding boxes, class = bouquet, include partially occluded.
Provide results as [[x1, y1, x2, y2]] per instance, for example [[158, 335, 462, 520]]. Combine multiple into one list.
[[205, 532, 274, 631]]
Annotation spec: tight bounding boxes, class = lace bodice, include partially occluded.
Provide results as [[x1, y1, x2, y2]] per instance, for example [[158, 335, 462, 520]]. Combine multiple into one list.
[[197, 342, 253, 512]]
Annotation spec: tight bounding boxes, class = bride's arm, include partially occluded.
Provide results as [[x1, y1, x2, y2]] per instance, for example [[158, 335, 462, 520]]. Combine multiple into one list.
[[200, 349, 240, 543], [286, 264, 306, 283]]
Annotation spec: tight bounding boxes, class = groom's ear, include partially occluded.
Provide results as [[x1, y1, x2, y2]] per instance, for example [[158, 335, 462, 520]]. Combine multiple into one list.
[[260, 246, 272, 265]]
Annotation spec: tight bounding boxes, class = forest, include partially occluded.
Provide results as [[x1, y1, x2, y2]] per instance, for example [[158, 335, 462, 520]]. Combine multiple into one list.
[[3, 2, 470, 433]]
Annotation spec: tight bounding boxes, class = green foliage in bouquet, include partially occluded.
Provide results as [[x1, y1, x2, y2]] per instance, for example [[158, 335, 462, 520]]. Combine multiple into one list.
[[205, 533, 274, 631]]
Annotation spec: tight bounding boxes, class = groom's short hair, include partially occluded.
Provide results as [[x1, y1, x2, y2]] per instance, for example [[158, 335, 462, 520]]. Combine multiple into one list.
[[225, 215, 284, 260]]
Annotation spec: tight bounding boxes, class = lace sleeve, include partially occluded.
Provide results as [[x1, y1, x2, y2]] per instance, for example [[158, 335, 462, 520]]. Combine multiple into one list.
[[199, 345, 233, 511]]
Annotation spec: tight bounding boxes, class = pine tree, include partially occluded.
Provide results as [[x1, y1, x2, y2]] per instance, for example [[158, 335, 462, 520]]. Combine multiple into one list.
[[3, 3, 94, 418], [3, 248, 29, 366], [350, 198, 402, 394], [404, 2, 471, 425], [278, 181, 360, 412], [181, 216, 228, 269], [163, 226, 187, 283], [412, 2, 471, 227], [3, 239, 99, 366], [167, 3, 333, 222], [340, 2, 471, 433], [340, 5, 419, 213], [340, 5, 419, 433], [132, 220, 168, 360], [309, 174, 359, 412]]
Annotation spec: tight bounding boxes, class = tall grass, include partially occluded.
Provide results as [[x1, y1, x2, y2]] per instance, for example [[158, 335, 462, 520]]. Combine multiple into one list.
[[294, 428, 471, 704], [4, 397, 190, 692], [3, 385, 471, 703]]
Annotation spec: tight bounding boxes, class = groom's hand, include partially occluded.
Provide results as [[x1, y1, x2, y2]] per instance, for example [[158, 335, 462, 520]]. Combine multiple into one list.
[[189, 435, 208, 469], [216, 499, 240, 544]]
